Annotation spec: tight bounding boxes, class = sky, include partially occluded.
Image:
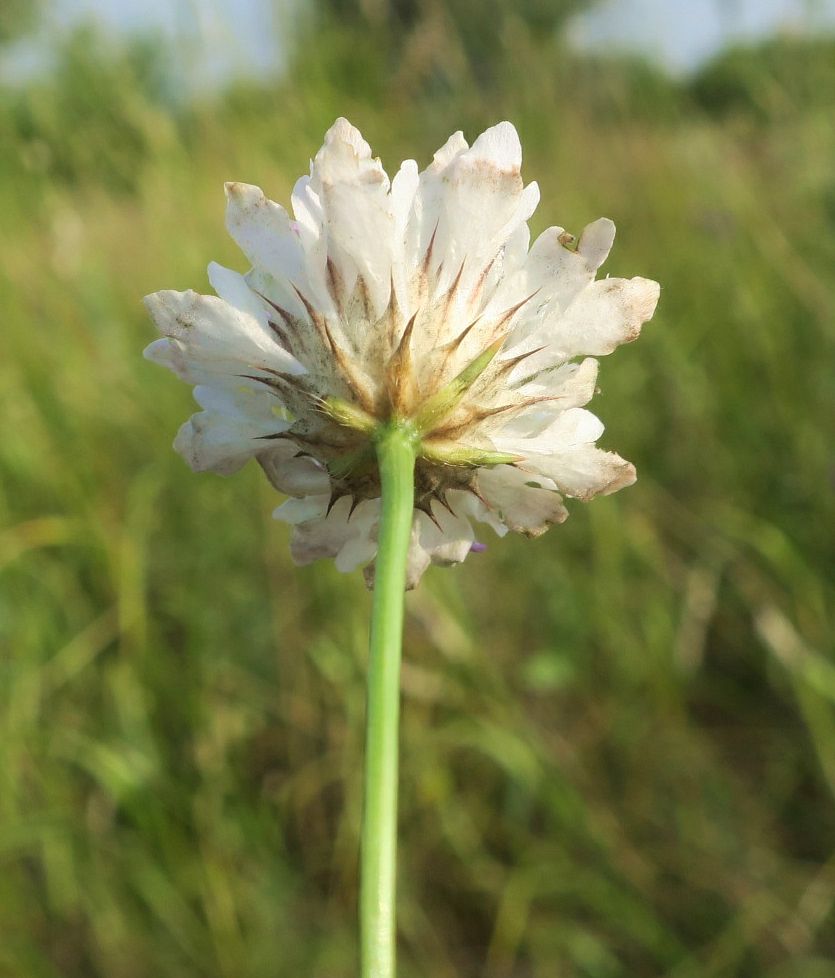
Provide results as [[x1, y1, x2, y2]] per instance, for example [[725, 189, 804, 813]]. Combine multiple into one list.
[[569, 0, 835, 72], [0, 0, 291, 87], [2, 0, 835, 87]]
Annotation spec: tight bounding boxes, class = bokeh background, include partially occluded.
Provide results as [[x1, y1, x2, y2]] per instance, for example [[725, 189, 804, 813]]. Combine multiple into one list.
[[2, 1, 835, 975]]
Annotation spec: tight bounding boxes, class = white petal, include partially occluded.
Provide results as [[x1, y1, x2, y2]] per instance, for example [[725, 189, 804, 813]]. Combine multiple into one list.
[[489, 359, 600, 440], [224, 182, 308, 287], [273, 493, 330, 525], [173, 381, 291, 474], [315, 118, 374, 174], [448, 488, 508, 538], [288, 175, 332, 313], [229, 192, 329, 327], [290, 175, 324, 247], [508, 408, 636, 501], [477, 465, 568, 535], [143, 289, 305, 383], [527, 447, 636, 500], [259, 445, 331, 497], [494, 221, 615, 350], [428, 122, 538, 298], [493, 406, 602, 456], [554, 276, 660, 356], [470, 120, 522, 170], [389, 159, 420, 304], [423, 500, 475, 564], [505, 276, 660, 378], [578, 217, 616, 270], [402, 130, 469, 274], [207, 262, 269, 324], [501, 221, 532, 281], [391, 160, 419, 240], [404, 535, 432, 590], [334, 500, 380, 572], [405, 500, 475, 586], [518, 356, 599, 403], [308, 118, 395, 318], [431, 130, 470, 168], [283, 494, 381, 571]]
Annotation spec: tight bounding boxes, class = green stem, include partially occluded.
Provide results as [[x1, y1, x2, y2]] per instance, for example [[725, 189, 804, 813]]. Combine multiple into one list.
[[361, 423, 416, 978]]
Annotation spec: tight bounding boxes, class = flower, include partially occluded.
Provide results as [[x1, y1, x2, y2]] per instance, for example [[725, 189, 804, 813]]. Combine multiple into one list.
[[144, 118, 659, 586]]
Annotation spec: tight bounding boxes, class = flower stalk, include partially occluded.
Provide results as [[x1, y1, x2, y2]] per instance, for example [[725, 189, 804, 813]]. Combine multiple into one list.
[[361, 422, 417, 978]]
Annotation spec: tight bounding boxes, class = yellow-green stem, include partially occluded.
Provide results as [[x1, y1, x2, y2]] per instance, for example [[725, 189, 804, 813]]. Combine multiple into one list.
[[361, 423, 416, 978]]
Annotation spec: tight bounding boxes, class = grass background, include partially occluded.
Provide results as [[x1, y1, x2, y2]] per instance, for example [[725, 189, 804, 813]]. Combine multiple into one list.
[[1, 4, 834, 976]]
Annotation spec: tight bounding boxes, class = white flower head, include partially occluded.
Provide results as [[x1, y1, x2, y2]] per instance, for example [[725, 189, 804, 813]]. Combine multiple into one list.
[[145, 118, 659, 587]]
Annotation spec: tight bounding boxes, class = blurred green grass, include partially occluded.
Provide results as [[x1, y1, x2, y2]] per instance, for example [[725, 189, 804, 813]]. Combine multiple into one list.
[[1, 12, 834, 978]]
